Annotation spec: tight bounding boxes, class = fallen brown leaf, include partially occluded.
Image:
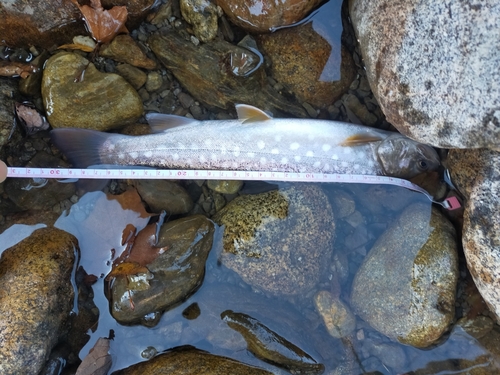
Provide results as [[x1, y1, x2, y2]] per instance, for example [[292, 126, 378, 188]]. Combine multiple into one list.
[[75, 337, 112, 375], [58, 43, 96, 53], [72, 0, 129, 44], [0, 60, 38, 78], [111, 188, 150, 219], [15, 102, 50, 135]]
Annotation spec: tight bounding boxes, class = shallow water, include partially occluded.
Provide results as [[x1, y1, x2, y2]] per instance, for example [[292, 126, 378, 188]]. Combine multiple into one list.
[[1, 180, 493, 374]]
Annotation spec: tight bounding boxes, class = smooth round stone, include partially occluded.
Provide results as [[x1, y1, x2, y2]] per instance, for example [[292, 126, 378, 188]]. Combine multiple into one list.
[[207, 179, 243, 195], [100, 34, 157, 70], [113, 348, 273, 374], [134, 179, 193, 214], [41, 52, 143, 131], [217, 0, 322, 33], [351, 203, 458, 348], [0, 227, 78, 375], [213, 184, 335, 296], [314, 290, 356, 338]]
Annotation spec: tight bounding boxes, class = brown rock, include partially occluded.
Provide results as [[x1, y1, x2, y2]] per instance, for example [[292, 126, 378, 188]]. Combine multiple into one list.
[[0, 0, 155, 49], [149, 30, 307, 117], [41, 52, 143, 131], [0, 227, 78, 375], [216, 0, 322, 33], [100, 34, 157, 70], [114, 347, 273, 374], [258, 23, 356, 109]]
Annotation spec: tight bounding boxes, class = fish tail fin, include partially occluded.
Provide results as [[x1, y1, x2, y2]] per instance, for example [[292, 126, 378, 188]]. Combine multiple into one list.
[[51, 128, 110, 168]]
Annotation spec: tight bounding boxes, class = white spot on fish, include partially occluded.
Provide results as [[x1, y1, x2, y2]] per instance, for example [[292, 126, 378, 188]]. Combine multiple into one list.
[[306, 151, 314, 157], [199, 155, 207, 163], [129, 152, 138, 159], [294, 155, 301, 162], [274, 135, 282, 142], [204, 139, 212, 146], [341, 161, 349, 168], [177, 143, 185, 149], [367, 160, 375, 167], [144, 151, 153, 158], [233, 146, 240, 157], [108, 144, 115, 151], [173, 153, 180, 160], [232, 162, 239, 168], [343, 148, 352, 154], [313, 161, 321, 168], [281, 157, 288, 164], [322, 144, 331, 152], [260, 157, 267, 164], [211, 153, 217, 161], [332, 154, 339, 160], [118, 153, 125, 159], [191, 143, 199, 150], [290, 142, 300, 150], [324, 163, 330, 171], [247, 152, 255, 158], [221, 147, 227, 155], [354, 164, 360, 170], [257, 140, 265, 149], [271, 148, 279, 154]]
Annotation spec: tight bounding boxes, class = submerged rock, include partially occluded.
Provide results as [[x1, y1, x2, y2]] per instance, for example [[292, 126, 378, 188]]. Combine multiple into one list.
[[258, 0, 355, 109], [447, 149, 500, 323], [0, 78, 17, 153], [314, 290, 356, 339], [100, 34, 157, 70], [221, 310, 325, 374], [213, 184, 335, 296], [109, 215, 214, 325], [134, 179, 193, 214], [41, 52, 143, 131], [148, 31, 307, 117], [113, 347, 273, 374], [217, 0, 322, 33], [180, 0, 220, 42], [349, 0, 500, 150], [4, 152, 76, 211], [351, 203, 458, 348], [0, 227, 78, 375]]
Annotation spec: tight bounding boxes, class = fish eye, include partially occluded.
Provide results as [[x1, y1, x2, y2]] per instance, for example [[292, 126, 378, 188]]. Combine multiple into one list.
[[418, 160, 428, 170]]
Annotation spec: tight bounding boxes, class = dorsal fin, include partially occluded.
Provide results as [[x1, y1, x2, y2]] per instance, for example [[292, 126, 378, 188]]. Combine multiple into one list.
[[145, 113, 198, 133], [339, 134, 384, 146], [235, 104, 273, 123]]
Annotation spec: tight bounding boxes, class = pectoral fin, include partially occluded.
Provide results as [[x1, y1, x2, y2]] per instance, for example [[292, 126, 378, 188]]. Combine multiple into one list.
[[340, 134, 384, 146], [235, 104, 273, 123]]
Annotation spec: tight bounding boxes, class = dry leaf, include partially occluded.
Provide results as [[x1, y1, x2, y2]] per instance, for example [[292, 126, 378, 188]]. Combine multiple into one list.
[[15, 102, 50, 135], [0, 60, 38, 78], [75, 337, 112, 375], [112, 188, 150, 219], [72, 0, 129, 44]]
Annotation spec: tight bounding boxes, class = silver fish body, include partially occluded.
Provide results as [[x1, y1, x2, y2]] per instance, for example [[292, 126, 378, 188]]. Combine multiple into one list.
[[51, 105, 440, 179]]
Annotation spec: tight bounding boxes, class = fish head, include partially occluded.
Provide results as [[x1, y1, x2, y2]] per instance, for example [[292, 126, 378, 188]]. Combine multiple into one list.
[[376, 134, 440, 178]]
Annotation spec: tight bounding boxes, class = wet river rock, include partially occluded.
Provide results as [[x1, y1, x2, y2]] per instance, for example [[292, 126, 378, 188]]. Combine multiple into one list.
[[213, 184, 335, 296], [258, 4, 356, 109], [351, 203, 458, 348], [447, 149, 500, 324], [113, 347, 273, 374], [314, 290, 356, 339], [133, 179, 194, 214], [4, 151, 76, 211], [0, 227, 78, 375], [349, 0, 500, 150], [41, 52, 143, 131], [222, 310, 325, 374], [0, 0, 155, 49], [110, 215, 214, 325], [0, 78, 17, 153], [148, 31, 307, 118], [216, 0, 322, 33]]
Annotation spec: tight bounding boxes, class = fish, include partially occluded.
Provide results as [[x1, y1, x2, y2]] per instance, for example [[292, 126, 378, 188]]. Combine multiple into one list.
[[50, 104, 440, 179]]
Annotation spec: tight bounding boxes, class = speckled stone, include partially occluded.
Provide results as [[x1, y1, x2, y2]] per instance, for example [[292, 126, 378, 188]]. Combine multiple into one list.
[[41, 52, 143, 130], [180, 0, 220, 42], [0, 227, 78, 375], [0, 78, 16, 153], [314, 290, 356, 338], [207, 179, 243, 195], [447, 149, 500, 324], [213, 184, 335, 296], [134, 179, 193, 214], [349, 0, 500, 150], [351, 203, 458, 348], [113, 347, 273, 374]]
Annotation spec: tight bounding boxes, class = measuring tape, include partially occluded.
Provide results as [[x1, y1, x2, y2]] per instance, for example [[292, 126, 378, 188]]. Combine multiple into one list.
[[1, 161, 461, 210]]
